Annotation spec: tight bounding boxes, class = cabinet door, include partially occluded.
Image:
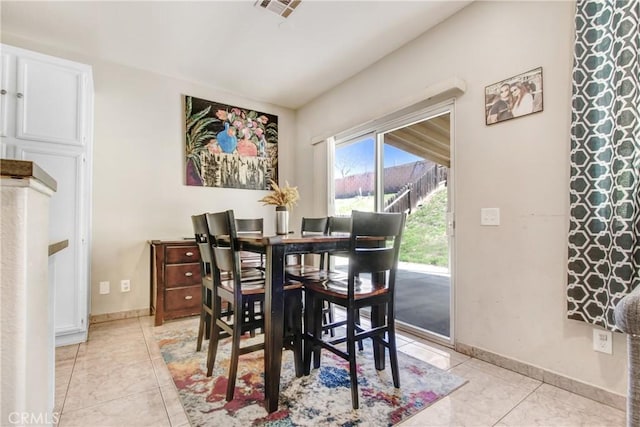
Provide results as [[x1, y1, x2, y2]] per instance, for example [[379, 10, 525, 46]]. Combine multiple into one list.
[[0, 52, 10, 137], [15, 55, 87, 146], [17, 145, 89, 341]]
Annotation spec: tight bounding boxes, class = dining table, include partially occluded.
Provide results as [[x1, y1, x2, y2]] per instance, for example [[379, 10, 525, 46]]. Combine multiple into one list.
[[235, 232, 361, 413]]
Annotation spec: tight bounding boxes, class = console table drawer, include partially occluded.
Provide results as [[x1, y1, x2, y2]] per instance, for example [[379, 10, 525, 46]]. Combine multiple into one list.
[[166, 246, 199, 264], [165, 286, 201, 312], [165, 264, 201, 287]]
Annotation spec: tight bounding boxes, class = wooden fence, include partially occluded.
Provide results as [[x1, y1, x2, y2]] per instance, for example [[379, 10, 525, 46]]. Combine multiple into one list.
[[384, 164, 448, 214]]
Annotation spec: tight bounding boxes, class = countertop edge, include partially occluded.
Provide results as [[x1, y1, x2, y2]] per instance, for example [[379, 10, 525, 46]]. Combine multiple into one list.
[[1, 159, 58, 192], [49, 240, 69, 256]]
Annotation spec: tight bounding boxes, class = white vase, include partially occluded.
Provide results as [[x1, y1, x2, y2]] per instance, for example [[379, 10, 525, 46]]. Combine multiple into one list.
[[275, 206, 289, 235]]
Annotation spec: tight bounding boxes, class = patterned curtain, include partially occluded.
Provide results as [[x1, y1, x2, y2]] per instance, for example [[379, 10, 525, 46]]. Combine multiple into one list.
[[567, 0, 640, 330]]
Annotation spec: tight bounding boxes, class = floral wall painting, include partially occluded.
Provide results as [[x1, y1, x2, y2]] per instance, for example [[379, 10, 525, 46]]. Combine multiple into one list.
[[485, 67, 543, 125], [184, 95, 278, 189]]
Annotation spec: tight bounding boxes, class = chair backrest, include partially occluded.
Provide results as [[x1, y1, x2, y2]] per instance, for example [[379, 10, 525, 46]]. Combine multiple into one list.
[[347, 210, 406, 294], [299, 217, 329, 267], [206, 210, 243, 299], [191, 213, 213, 275], [235, 218, 264, 234], [326, 216, 352, 268], [328, 216, 351, 235], [301, 217, 329, 236], [235, 217, 264, 266]]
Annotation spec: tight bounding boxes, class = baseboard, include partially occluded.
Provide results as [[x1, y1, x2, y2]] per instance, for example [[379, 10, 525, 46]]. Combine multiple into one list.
[[55, 330, 88, 347], [455, 342, 626, 411], [90, 308, 150, 324]]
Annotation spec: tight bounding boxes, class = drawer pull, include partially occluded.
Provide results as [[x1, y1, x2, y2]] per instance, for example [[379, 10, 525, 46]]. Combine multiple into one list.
[[185, 271, 193, 277], [184, 295, 193, 300], [185, 252, 194, 257]]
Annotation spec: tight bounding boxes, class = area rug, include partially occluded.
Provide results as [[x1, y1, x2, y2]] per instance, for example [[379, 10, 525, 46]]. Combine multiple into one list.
[[155, 327, 466, 426]]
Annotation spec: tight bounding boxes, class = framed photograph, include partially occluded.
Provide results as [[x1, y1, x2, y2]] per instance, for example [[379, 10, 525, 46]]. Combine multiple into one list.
[[485, 67, 543, 125], [184, 95, 278, 190]]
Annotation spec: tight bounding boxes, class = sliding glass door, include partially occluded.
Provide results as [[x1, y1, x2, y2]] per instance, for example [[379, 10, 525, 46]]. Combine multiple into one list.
[[329, 105, 454, 345]]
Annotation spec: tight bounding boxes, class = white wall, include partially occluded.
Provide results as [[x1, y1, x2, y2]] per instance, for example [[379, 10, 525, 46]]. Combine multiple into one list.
[[1, 34, 297, 317], [1, 179, 55, 424], [295, 1, 627, 396]]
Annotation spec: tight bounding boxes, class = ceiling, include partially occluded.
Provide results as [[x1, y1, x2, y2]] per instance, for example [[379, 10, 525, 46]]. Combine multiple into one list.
[[0, 1, 472, 109], [386, 113, 450, 167]]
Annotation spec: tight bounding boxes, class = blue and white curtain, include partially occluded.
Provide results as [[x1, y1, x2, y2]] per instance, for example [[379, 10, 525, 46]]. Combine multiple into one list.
[[567, 0, 640, 330]]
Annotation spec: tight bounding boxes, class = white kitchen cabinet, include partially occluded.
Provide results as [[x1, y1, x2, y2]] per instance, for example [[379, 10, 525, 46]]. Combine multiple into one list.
[[1, 46, 89, 146], [1, 44, 93, 346]]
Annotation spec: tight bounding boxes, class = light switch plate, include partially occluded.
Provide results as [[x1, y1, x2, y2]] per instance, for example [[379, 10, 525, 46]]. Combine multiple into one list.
[[480, 208, 500, 226], [99, 281, 110, 295]]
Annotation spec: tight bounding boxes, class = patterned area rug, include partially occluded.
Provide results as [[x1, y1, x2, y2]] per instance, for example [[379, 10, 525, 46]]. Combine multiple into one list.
[[155, 326, 466, 426]]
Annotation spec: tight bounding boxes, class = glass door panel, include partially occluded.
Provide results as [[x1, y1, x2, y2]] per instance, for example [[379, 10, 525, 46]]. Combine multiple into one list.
[[333, 133, 375, 215], [382, 114, 451, 340]]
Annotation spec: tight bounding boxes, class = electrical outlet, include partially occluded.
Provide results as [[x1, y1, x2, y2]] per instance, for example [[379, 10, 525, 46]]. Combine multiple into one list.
[[120, 279, 131, 293], [593, 328, 612, 354], [480, 208, 500, 226], [99, 281, 110, 295]]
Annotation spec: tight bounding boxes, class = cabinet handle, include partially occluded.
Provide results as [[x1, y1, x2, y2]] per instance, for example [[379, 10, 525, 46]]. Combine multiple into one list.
[[184, 295, 193, 300], [16, 93, 23, 99], [185, 271, 193, 277], [185, 251, 194, 257], [0, 89, 6, 95]]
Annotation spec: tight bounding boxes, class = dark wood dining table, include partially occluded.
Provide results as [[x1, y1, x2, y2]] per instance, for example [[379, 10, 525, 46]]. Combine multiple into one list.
[[235, 232, 353, 413]]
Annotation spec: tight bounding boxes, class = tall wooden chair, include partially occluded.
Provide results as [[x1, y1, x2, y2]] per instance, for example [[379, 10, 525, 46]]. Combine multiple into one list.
[[192, 214, 215, 353], [206, 210, 303, 401], [192, 213, 266, 349], [326, 215, 351, 270], [235, 217, 265, 270], [235, 217, 266, 335], [285, 217, 330, 280], [285, 216, 342, 336], [303, 210, 406, 409]]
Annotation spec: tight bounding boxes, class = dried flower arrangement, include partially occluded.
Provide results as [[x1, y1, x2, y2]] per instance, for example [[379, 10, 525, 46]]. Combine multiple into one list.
[[258, 179, 299, 210]]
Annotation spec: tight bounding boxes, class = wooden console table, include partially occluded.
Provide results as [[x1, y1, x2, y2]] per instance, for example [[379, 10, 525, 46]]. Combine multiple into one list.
[[149, 239, 201, 326]]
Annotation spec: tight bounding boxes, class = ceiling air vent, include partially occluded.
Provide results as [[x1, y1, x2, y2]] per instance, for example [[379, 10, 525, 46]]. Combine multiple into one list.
[[255, 0, 301, 18]]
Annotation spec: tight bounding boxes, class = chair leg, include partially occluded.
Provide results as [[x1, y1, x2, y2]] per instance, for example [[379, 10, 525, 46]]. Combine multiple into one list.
[[287, 290, 304, 378], [388, 303, 400, 388], [322, 303, 329, 335], [197, 309, 206, 352], [371, 304, 385, 370], [312, 296, 323, 370], [226, 309, 243, 401], [328, 303, 335, 337], [347, 306, 359, 410], [303, 292, 323, 372], [206, 319, 220, 377], [197, 287, 210, 351], [248, 299, 256, 338], [322, 301, 335, 337], [355, 309, 364, 351], [226, 301, 232, 321], [303, 290, 315, 375], [258, 300, 265, 333]]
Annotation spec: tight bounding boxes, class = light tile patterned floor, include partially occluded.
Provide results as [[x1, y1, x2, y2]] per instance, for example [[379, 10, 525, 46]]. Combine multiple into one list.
[[54, 316, 625, 426]]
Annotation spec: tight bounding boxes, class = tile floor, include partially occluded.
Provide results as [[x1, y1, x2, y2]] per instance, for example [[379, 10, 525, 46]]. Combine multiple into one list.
[[54, 315, 626, 426]]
